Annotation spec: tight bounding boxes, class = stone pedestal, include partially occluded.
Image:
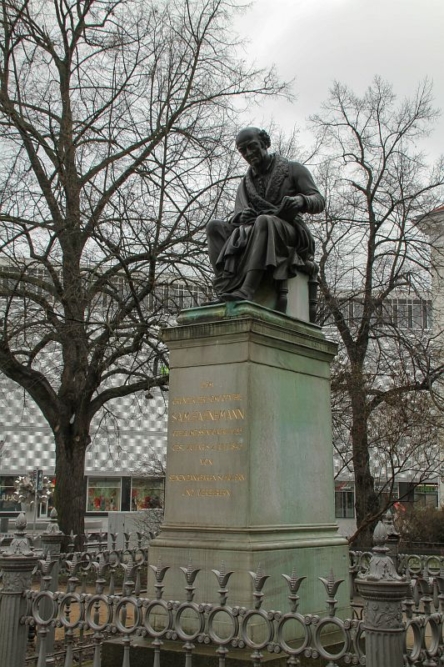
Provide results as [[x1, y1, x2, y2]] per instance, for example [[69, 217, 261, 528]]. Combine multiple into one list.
[[149, 301, 350, 618]]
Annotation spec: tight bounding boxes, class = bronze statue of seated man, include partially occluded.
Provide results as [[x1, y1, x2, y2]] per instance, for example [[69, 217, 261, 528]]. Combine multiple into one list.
[[206, 127, 325, 319]]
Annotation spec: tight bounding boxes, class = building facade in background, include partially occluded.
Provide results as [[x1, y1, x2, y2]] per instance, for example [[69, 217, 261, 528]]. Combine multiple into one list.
[[0, 277, 204, 523]]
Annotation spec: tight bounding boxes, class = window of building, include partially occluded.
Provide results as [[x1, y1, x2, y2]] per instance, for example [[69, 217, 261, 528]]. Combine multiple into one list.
[[87, 477, 121, 512], [383, 298, 431, 330], [398, 481, 415, 504], [398, 481, 438, 507], [335, 483, 355, 518], [131, 478, 164, 510], [414, 483, 438, 508], [181, 285, 202, 309], [338, 296, 432, 330], [0, 476, 21, 512], [375, 482, 399, 507]]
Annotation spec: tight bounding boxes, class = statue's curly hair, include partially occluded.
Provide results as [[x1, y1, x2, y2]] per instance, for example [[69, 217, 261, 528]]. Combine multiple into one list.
[[236, 127, 271, 149], [257, 129, 271, 148]]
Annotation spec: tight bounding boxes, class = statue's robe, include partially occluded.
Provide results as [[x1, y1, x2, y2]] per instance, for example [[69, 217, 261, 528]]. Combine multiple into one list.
[[206, 155, 325, 296]]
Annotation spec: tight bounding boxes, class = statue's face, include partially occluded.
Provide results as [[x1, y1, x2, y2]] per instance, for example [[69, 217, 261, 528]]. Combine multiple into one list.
[[236, 130, 268, 169]]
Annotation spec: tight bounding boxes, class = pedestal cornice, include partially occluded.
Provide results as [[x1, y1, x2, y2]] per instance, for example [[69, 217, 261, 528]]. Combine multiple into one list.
[[163, 302, 337, 362]]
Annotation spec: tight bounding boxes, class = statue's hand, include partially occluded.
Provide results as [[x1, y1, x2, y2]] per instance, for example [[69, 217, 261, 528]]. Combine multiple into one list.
[[239, 207, 257, 224], [277, 196, 305, 221]]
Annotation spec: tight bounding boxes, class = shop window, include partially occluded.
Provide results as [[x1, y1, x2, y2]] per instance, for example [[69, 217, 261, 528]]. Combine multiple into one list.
[[414, 483, 438, 508], [0, 476, 21, 512], [375, 482, 399, 508], [335, 483, 355, 518], [131, 477, 164, 511], [87, 477, 121, 512], [398, 481, 415, 504]]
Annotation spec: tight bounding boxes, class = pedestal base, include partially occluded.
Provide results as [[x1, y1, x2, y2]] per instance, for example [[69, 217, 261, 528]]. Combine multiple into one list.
[[149, 524, 350, 617], [149, 303, 350, 623]]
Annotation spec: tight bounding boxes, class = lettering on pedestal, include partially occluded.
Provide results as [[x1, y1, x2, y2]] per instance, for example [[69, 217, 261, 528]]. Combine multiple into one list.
[[171, 408, 244, 422], [172, 442, 242, 451], [183, 488, 231, 497], [169, 473, 245, 482], [172, 392, 242, 405], [169, 382, 246, 500], [172, 428, 243, 438]]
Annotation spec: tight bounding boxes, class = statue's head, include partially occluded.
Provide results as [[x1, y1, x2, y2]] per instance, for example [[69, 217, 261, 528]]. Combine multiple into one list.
[[236, 127, 271, 169]]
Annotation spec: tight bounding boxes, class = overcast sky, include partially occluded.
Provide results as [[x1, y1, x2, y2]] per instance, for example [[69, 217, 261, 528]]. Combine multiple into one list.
[[233, 0, 444, 161]]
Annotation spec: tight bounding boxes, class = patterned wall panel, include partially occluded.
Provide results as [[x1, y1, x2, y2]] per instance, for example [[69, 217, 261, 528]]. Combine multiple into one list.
[[0, 374, 168, 476]]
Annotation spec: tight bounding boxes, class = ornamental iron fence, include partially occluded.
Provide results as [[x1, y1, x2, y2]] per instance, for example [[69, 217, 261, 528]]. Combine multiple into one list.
[[0, 511, 444, 666]]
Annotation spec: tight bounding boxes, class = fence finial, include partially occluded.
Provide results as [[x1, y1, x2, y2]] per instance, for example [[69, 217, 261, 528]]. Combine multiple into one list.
[[356, 521, 409, 667], [358, 521, 403, 582], [43, 507, 62, 536], [3, 513, 33, 557]]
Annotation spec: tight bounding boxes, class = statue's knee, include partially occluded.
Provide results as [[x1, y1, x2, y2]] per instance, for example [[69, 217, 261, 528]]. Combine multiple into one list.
[[206, 219, 220, 237], [254, 215, 269, 232]]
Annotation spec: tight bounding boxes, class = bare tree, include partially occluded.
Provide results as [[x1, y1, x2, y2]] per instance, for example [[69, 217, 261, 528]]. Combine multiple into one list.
[[331, 349, 442, 521], [0, 0, 287, 538], [311, 77, 444, 544]]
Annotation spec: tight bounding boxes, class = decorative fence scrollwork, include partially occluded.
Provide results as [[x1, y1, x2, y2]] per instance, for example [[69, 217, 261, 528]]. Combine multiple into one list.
[[4, 513, 444, 666]]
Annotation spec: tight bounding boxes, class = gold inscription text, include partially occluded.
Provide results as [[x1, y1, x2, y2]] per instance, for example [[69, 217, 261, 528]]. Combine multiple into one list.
[[169, 473, 245, 482], [182, 488, 231, 497], [172, 428, 243, 438], [172, 442, 243, 452], [172, 393, 242, 405], [171, 409, 245, 423]]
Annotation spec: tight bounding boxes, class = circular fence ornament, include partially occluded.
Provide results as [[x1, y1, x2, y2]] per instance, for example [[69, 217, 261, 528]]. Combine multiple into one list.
[[59, 592, 83, 629], [174, 602, 206, 641], [85, 595, 113, 632], [276, 612, 311, 655], [143, 599, 174, 637], [239, 609, 274, 650], [114, 597, 141, 635], [207, 605, 239, 645], [313, 616, 350, 661], [31, 591, 58, 627]]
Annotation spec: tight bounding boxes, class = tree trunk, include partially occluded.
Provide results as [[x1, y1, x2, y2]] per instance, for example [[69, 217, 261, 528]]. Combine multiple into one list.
[[350, 382, 380, 547], [54, 426, 88, 545]]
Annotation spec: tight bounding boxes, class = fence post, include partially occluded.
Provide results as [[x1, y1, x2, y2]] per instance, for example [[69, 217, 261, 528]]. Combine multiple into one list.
[[356, 521, 409, 667], [383, 508, 400, 568], [39, 509, 64, 664], [0, 513, 38, 667]]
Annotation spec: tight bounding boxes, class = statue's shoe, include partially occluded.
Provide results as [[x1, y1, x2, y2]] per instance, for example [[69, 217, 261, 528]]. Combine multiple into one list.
[[201, 297, 225, 306], [220, 290, 251, 302]]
